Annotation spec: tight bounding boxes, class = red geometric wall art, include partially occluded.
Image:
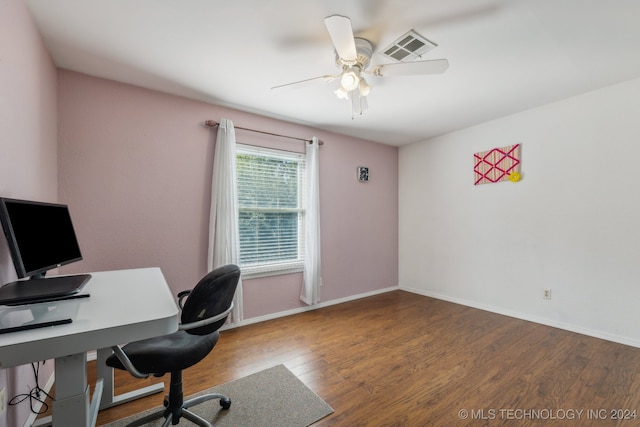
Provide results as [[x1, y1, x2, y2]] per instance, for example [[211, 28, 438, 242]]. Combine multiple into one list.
[[474, 144, 521, 185]]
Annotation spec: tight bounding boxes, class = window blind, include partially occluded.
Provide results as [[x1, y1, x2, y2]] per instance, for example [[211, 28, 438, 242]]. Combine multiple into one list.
[[236, 145, 305, 275]]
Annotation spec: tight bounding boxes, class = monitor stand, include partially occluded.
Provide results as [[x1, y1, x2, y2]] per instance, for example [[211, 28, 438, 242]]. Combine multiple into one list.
[[0, 274, 92, 306]]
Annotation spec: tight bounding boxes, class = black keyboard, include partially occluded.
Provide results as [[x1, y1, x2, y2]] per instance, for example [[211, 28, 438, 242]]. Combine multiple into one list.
[[0, 318, 72, 334]]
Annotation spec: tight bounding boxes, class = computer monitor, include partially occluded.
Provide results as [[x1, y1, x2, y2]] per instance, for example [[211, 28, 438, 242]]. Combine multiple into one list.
[[0, 197, 84, 279]]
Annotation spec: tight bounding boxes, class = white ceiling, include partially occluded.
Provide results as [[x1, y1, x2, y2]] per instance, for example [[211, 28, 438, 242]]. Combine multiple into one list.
[[26, 0, 640, 146]]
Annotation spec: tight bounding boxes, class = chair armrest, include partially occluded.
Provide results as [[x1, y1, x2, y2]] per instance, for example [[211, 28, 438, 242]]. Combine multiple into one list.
[[109, 345, 150, 379], [179, 302, 234, 331], [177, 290, 191, 310]]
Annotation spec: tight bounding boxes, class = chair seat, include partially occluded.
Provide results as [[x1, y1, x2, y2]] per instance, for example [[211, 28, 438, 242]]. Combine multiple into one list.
[[106, 330, 220, 374]]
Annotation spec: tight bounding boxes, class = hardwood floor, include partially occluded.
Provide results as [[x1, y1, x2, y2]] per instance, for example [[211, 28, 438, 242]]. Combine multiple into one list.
[[42, 290, 640, 426]]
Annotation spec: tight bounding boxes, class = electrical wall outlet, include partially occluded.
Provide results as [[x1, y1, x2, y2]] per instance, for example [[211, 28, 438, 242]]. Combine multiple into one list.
[[0, 387, 6, 416], [543, 289, 552, 300]]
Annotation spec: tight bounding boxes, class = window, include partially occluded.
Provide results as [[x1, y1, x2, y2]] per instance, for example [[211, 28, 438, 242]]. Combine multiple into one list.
[[236, 144, 305, 276]]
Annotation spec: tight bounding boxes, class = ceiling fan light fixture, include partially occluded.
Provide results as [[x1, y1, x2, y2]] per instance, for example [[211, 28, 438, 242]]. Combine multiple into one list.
[[358, 78, 371, 97], [340, 67, 361, 91], [334, 86, 349, 100]]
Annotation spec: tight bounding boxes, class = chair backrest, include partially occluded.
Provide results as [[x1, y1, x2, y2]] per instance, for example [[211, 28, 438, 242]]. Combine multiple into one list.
[[181, 264, 240, 335]]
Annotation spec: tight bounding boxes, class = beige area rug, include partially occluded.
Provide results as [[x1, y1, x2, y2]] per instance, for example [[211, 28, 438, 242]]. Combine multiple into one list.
[[101, 364, 333, 427]]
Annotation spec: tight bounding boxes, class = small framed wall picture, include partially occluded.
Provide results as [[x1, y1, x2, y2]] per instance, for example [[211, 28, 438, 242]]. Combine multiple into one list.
[[357, 166, 369, 182]]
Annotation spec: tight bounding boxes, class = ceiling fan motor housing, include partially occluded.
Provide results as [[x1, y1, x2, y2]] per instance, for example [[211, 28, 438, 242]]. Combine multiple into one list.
[[336, 37, 373, 71]]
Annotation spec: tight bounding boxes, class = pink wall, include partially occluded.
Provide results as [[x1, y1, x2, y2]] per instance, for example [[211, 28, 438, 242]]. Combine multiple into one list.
[[0, 1, 58, 426], [58, 70, 398, 319]]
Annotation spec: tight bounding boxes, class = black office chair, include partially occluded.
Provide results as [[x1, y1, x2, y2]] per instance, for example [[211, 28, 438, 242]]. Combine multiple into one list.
[[106, 264, 241, 427]]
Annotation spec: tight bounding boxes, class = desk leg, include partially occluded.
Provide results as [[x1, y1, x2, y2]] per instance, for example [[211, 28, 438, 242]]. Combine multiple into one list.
[[97, 347, 164, 409], [52, 353, 90, 427]]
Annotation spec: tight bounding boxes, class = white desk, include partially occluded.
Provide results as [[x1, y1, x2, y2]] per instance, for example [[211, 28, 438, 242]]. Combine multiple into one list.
[[0, 268, 179, 427]]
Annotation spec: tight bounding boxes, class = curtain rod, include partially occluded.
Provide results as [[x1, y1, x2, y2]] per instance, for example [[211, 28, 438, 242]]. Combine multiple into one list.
[[204, 120, 322, 145]]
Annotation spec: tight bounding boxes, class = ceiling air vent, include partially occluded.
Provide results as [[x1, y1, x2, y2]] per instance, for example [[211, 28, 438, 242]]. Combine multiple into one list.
[[380, 30, 437, 62]]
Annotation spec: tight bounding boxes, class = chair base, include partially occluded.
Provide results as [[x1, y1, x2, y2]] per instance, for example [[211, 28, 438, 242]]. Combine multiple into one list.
[[124, 369, 231, 427], [125, 393, 231, 427]]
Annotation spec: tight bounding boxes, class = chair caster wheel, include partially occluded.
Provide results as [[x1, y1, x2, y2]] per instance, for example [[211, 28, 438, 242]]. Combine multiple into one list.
[[220, 397, 231, 410]]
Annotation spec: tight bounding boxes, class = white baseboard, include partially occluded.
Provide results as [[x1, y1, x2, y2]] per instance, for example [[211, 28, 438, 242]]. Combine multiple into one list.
[[222, 286, 399, 330], [400, 285, 640, 349]]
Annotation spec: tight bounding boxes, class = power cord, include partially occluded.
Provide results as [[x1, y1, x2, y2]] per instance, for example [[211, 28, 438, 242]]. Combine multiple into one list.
[[8, 361, 53, 414]]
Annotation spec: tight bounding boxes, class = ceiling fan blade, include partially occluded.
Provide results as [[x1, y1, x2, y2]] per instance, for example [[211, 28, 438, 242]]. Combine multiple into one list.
[[324, 15, 357, 61], [373, 59, 449, 77], [271, 74, 339, 90]]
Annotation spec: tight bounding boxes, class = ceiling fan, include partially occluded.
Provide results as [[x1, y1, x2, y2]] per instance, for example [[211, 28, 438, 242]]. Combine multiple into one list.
[[272, 15, 449, 117]]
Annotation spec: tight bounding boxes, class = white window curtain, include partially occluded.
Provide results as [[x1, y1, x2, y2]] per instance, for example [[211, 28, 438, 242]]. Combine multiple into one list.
[[208, 118, 243, 323], [301, 137, 321, 305]]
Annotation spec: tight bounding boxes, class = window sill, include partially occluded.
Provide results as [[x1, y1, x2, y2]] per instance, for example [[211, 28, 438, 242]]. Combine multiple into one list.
[[241, 264, 304, 280]]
